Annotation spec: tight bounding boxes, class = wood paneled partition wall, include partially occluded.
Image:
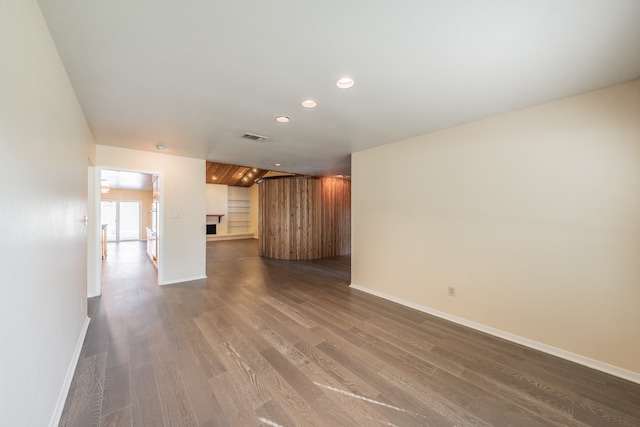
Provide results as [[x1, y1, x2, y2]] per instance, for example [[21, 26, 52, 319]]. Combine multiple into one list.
[[258, 176, 351, 260]]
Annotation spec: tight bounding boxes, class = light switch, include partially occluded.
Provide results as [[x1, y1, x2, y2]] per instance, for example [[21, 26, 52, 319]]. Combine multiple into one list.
[[172, 211, 180, 219]]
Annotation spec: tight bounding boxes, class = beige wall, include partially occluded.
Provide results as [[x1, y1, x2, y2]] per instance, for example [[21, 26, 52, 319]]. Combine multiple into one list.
[[206, 183, 229, 234], [0, 1, 95, 425], [101, 189, 153, 240], [97, 145, 206, 286], [352, 80, 640, 378]]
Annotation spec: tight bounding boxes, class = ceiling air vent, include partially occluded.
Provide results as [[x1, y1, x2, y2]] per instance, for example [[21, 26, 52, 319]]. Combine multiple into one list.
[[242, 132, 269, 141]]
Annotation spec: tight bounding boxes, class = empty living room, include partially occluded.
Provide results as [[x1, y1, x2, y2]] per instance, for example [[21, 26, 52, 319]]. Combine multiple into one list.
[[2, 1, 640, 426]]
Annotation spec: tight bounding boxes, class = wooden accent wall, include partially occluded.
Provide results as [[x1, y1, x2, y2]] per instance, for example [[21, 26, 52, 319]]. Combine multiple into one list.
[[258, 176, 351, 260]]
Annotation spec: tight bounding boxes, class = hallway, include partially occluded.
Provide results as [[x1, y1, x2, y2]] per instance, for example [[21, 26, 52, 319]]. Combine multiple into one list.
[[60, 240, 640, 426]]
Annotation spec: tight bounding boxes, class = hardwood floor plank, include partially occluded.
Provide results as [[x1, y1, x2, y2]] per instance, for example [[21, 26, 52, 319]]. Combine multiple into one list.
[[235, 303, 311, 368], [260, 294, 318, 329], [361, 334, 439, 377], [460, 369, 584, 426], [127, 332, 151, 370], [572, 402, 640, 427], [299, 358, 393, 426], [179, 366, 225, 425], [208, 371, 261, 425], [309, 393, 363, 426], [258, 301, 325, 346], [101, 363, 130, 419], [183, 324, 228, 378], [130, 363, 165, 427], [254, 400, 297, 427], [260, 346, 323, 404], [60, 353, 106, 427], [105, 336, 130, 368], [100, 406, 132, 427], [350, 324, 466, 377], [149, 342, 198, 427], [257, 367, 325, 427], [295, 303, 369, 348], [293, 339, 380, 400], [84, 325, 110, 357], [215, 327, 273, 377], [376, 365, 492, 426], [194, 310, 234, 349]]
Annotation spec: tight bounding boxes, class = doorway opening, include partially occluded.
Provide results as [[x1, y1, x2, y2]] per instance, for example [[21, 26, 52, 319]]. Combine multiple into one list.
[[101, 200, 141, 241], [93, 168, 160, 294]]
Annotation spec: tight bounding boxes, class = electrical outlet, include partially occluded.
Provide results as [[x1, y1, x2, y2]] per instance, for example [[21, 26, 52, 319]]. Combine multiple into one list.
[[80, 297, 85, 310], [448, 287, 456, 297]]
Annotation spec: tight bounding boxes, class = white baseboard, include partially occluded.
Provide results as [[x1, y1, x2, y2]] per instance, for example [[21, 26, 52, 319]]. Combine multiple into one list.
[[349, 283, 640, 385], [49, 315, 91, 427], [162, 275, 208, 286]]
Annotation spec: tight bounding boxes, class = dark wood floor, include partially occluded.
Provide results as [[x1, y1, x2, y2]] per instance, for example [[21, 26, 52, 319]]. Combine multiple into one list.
[[60, 239, 640, 426]]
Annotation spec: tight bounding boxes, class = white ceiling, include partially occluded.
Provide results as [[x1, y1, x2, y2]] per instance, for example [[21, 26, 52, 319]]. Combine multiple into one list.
[[101, 170, 153, 191], [38, 0, 640, 176]]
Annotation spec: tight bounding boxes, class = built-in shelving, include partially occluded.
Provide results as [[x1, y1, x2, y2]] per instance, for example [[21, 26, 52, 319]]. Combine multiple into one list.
[[228, 199, 250, 233]]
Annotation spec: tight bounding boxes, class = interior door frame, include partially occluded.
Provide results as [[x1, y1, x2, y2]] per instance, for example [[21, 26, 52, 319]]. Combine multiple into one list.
[[90, 167, 163, 296]]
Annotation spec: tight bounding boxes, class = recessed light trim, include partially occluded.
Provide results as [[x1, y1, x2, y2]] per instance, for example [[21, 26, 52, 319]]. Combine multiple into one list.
[[276, 116, 290, 123], [301, 99, 317, 109], [336, 77, 355, 89], [156, 144, 166, 151], [275, 163, 281, 167]]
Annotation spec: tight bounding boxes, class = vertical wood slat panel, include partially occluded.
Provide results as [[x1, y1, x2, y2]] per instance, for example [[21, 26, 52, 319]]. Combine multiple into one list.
[[258, 177, 350, 260]]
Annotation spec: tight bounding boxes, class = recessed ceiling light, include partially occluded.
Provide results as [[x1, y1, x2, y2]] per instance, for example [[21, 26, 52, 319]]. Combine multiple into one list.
[[211, 176, 217, 180], [301, 99, 317, 109], [275, 163, 281, 167], [276, 116, 290, 123], [336, 77, 355, 89], [156, 144, 166, 151]]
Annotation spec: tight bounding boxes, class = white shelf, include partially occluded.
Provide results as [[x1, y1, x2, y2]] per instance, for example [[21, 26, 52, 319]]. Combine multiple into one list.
[[228, 198, 250, 233]]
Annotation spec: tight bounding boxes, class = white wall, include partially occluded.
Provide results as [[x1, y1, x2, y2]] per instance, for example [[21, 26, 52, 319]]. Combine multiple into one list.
[[96, 145, 206, 285], [352, 80, 640, 378], [0, 1, 94, 425]]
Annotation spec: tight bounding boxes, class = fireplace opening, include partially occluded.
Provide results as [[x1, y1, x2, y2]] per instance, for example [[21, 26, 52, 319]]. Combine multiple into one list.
[[206, 224, 216, 235]]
